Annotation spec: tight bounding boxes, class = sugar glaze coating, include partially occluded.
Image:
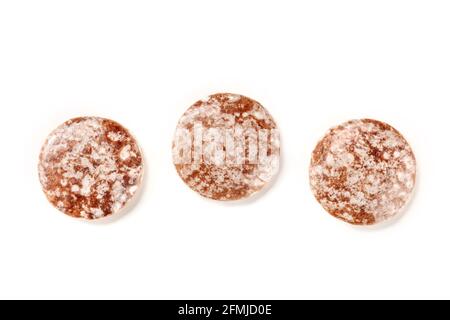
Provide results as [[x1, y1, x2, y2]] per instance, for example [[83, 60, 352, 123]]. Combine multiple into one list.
[[173, 93, 280, 201], [310, 119, 416, 225], [39, 117, 144, 219]]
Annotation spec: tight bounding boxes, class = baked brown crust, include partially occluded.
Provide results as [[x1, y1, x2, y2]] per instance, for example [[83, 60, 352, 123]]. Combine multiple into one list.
[[309, 119, 416, 225], [38, 117, 144, 219], [173, 93, 280, 201]]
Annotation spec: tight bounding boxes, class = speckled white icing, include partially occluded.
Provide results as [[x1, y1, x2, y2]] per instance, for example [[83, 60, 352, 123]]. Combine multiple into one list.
[[173, 93, 280, 201], [310, 119, 416, 225], [39, 117, 144, 219]]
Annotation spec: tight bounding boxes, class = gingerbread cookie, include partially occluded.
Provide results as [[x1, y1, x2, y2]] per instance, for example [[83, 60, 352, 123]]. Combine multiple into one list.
[[310, 119, 416, 225], [39, 117, 144, 219], [173, 93, 280, 201]]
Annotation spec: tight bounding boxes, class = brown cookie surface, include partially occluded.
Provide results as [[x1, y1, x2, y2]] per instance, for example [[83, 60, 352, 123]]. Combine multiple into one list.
[[309, 119, 416, 225], [39, 117, 144, 219], [173, 93, 280, 201]]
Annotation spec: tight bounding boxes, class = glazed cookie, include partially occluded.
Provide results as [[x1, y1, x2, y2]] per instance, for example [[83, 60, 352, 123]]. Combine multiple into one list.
[[39, 117, 144, 219], [173, 93, 280, 201], [310, 119, 416, 225]]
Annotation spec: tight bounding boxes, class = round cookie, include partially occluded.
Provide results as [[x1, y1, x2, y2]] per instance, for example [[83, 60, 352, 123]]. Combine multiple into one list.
[[173, 93, 280, 201], [309, 119, 416, 225], [39, 117, 144, 219]]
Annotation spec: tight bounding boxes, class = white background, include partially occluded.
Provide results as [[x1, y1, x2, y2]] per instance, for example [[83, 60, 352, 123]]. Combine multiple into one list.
[[0, 0, 449, 300]]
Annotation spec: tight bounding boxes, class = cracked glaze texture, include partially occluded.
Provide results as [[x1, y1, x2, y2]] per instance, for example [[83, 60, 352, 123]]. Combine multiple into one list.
[[310, 119, 416, 225], [39, 117, 143, 219], [173, 93, 280, 201]]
